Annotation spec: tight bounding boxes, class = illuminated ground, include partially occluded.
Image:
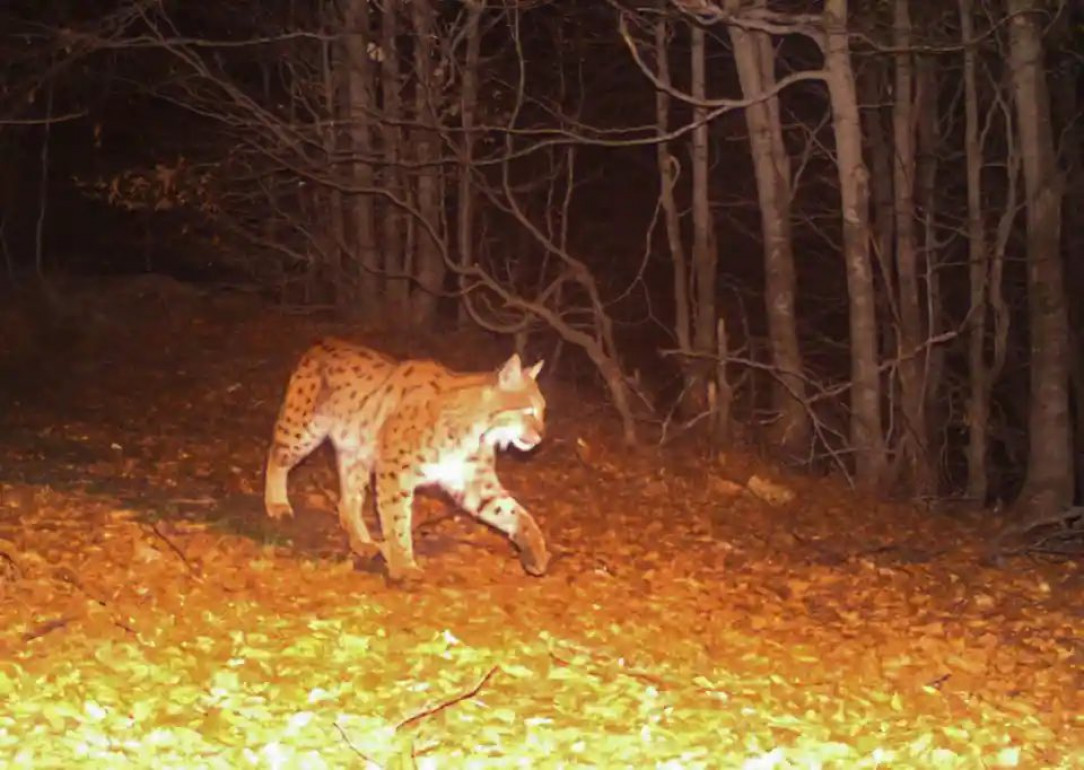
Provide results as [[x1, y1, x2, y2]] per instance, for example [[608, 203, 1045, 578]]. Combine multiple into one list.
[[0, 281, 1080, 768]]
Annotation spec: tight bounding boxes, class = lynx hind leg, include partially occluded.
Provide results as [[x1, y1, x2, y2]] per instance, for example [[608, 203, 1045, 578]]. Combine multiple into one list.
[[264, 449, 294, 520], [265, 431, 327, 520], [374, 468, 423, 584], [264, 356, 327, 520], [335, 447, 377, 555]]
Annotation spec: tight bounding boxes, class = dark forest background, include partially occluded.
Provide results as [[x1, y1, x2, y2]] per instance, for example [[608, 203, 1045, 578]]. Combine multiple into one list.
[[1, 0, 1081, 516]]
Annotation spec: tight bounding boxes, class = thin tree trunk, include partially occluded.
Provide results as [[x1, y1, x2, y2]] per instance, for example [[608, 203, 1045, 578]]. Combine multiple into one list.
[[1007, 0, 1072, 514], [915, 53, 941, 489], [410, 0, 444, 327], [381, 0, 408, 316], [823, 0, 885, 488], [980, 56, 1017, 502], [1050, 5, 1084, 500], [726, 0, 810, 456], [456, 0, 484, 328], [959, 0, 991, 503], [858, 59, 895, 359], [890, 0, 930, 493], [655, 14, 692, 365], [34, 70, 54, 280], [688, 23, 717, 418], [320, 26, 347, 304], [259, 61, 282, 250], [343, 0, 378, 313]]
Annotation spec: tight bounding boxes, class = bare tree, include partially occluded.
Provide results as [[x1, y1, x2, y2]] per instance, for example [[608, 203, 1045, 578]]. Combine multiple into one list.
[[724, 0, 810, 457], [1006, 0, 1073, 514], [688, 22, 721, 420], [1048, 2, 1083, 499], [342, 0, 379, 311], [960, 0, 992, 502], [381, 0, 409, 315], [455, 0, 485, 328], [914, 45, 942, 489], [889, 0, 931, 493], [959, 0, 1013, 504], [822, 0, 885, 487], [653, 14, 693, 409], [319, 3, 348, 304], [409, 0, 444, 326]]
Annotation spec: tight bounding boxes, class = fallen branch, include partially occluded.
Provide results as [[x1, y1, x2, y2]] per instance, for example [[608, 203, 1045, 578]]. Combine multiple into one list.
[[51, 567, 137, 635], [147, 522, 204, 580], [22, 615, 75, 642], [0, 549, 21, 581], [988, 506, 1084, 561], [332, 721, 379, 765], [395, 665, 499, 732]]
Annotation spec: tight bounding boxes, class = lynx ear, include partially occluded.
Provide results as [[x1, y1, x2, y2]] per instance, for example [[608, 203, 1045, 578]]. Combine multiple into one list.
[[526, 359, 545, 380], [497, 354, 524, 389]]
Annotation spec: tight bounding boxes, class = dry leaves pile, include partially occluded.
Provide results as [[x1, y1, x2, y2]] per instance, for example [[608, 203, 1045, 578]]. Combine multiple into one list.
[[0, 297, 1080, 769]]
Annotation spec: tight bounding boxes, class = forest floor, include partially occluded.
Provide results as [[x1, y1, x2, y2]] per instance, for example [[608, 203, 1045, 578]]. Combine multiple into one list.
[[0, 276, 1081, 769]]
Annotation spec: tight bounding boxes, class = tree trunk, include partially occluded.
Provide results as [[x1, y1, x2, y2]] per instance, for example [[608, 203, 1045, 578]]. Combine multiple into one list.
[[410, 0, 444, 327], [915, 52, 942, 491], [1007, 0, 1073, 514], [381, 0, 409, 318], [959, 0, 991, 503], [858, 59, 896, 361], [890, 0, 931, 494], [822, 0, 885, 488], [342, 0, 378, 314], [687, 23, 717, 418], [1050, 5, 1084, 500], [320, 26, 347, 305], [655, 15, 692, 367], [456, 1, 484, 328], [726, 0, 810, 457]]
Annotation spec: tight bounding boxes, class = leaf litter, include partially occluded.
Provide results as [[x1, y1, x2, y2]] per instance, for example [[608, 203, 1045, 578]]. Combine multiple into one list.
[[0, 292, 1080, 768]]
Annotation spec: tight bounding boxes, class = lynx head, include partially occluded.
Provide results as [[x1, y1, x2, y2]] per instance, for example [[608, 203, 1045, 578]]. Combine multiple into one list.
[[482, 353, 546, 452]]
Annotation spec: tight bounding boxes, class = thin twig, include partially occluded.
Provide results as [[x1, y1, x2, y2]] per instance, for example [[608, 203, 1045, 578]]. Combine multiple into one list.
[[147, 522, 204, 579], [22, 616, 75, 642], [0, 550, 22, 580], [332, 721, 377, 764], [395, 665, 499, 732], [51, 568, 137, 635]]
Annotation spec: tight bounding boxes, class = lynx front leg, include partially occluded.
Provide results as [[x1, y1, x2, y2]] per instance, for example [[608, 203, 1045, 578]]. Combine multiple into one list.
[[455, 466, 549, 576], [374, 469, 423, 584], [334, 448, 377, 556]]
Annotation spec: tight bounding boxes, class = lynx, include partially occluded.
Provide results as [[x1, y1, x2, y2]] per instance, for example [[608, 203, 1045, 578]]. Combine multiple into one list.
[[264, 338, 550, 583]]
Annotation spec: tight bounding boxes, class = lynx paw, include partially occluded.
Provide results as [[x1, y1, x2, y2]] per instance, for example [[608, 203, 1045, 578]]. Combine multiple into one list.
[[348, 536, 380, 557], [514, 521, 549, 577], [385, 563, 425, 589], [266, 501, 294, 520]]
